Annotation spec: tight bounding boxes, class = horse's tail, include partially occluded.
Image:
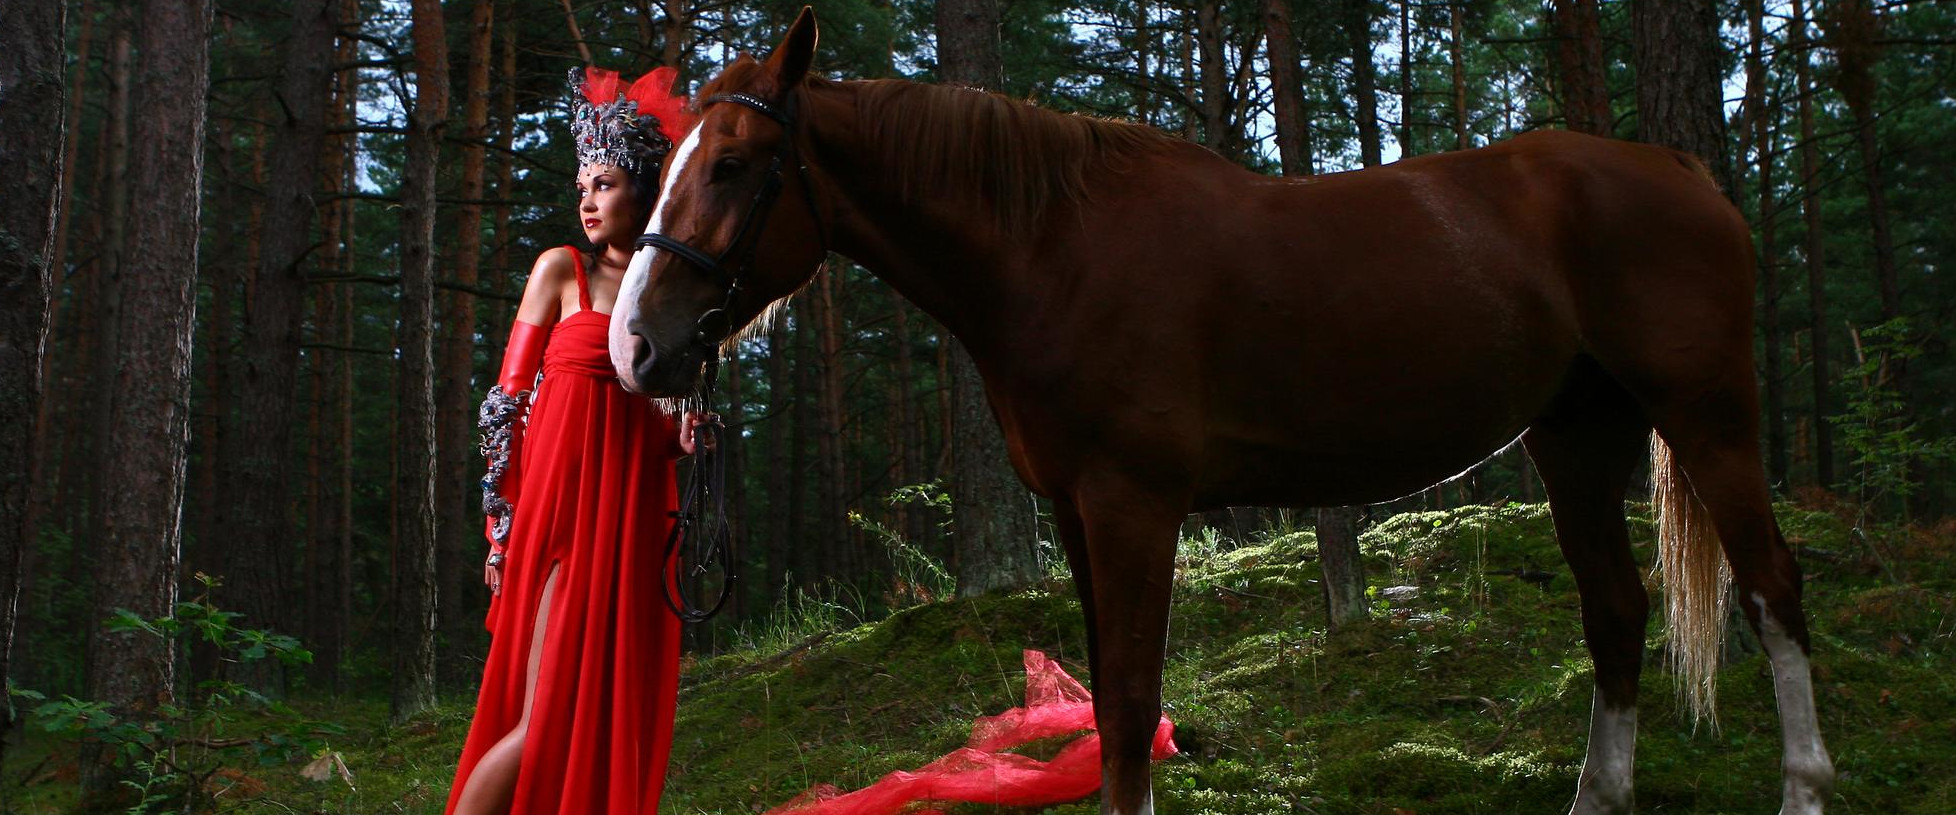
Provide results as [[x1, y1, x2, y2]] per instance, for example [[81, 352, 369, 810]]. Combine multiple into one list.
[[1650, 432, 1730, 727]]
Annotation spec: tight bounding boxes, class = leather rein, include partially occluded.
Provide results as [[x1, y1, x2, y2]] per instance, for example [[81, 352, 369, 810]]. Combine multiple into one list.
[[639, 89, 825, 624]]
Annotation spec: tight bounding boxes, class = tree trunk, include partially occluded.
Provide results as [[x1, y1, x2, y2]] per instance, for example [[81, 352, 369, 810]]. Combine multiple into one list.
[[1316, 506, 1367, 630], [947, 342, 1042, 597], [1261, 2, 1370, 628], [1822, 0, 1898, 325], [810, 269, 849, 581], [1264, 0, 1314, 177], [494, 9, 516, 295], [934, 0, 1004, 90], [18, 3, 93, 674], [1551, 0, 1610, 135], [1195, 0, 1229, 155], [884, 293, 908, 541], [34, 19, 126, 695], [437, 0, 495, 687], [660, 0, 691, 69], [25, 0, 89, 556], [935, 0, 1042, 597], [185, 114, 254, 690], [84, 25, 134, 571], [1347, 0, 1383, 167], [1133, 0, 1156, 126], [1792, 0, 1833, 488], [724, 341, 747, 623], [1748, 0, 1787, 489], [305, 0, 360, 694], [1399, 0, 1414, 156], [765, 308, 793, 596], [187, 130, 234, 582], [889, 292, 929, 549], [57, 24, 129, 544], [1450, 1, 1469, 151], [393, 0, 446, 722], [789, 301, 812, 589], [0, 0, 67, 764], [80, 0, 209, 788], [1633, 0, 1732, 194], [223, 0, 338, 698]]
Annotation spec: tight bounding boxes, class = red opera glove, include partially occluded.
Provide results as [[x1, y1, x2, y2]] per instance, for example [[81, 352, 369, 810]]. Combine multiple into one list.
[[479, 319, 548, 547]]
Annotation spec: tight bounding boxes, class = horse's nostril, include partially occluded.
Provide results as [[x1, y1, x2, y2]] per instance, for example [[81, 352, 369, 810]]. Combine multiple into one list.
[[630, 332, 656, 387]]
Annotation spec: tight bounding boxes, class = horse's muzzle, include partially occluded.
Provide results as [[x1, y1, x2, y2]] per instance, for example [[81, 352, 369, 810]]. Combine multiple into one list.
[[625, 330, 658, 394]]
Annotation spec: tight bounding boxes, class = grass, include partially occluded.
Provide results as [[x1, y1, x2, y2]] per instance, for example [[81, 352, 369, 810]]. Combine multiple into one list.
[[6, 502, 1952, 814]]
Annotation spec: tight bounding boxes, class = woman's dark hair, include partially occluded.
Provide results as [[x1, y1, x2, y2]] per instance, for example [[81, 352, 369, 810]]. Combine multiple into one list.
[[622, 165, 659, 213]]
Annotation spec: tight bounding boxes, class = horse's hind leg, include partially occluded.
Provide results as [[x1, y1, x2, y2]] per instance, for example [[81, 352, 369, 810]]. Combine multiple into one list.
[[1649, 397, 1834, 815], [1524, 370, 1653, 815]]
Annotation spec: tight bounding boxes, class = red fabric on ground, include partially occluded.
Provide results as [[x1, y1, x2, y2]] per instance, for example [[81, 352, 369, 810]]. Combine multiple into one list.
[[766, 650, 1177, 815], [444, 248, 686, 815]]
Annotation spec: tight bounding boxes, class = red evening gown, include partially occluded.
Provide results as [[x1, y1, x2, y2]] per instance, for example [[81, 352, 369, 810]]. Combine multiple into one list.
[[444, 247, 686, 815]]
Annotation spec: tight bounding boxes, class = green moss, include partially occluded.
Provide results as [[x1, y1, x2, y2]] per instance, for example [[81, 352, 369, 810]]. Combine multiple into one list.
[[14, 504, 1952, 814], [655, 503, 1953, 814]]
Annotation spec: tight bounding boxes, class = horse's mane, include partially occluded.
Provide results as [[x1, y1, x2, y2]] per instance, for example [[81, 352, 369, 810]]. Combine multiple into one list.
[[699, 58, 1179, 237]]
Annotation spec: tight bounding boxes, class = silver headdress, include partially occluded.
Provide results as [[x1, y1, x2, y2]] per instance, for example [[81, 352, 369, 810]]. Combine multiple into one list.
[[568, 66, 694, 175]]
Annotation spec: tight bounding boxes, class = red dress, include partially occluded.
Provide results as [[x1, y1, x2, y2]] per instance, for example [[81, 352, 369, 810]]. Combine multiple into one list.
[[445, 248, 686, 815]]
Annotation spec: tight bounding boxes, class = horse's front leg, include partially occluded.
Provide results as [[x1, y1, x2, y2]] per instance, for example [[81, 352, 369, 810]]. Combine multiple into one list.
[[1075, 485, 1184, 815]]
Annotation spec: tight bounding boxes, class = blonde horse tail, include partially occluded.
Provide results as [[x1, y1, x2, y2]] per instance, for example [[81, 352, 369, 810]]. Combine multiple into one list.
[[1651, 433, 1730, 727]]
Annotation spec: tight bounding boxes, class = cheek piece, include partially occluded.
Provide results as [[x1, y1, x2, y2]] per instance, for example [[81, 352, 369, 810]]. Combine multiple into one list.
[[478, 319, 550, 550]]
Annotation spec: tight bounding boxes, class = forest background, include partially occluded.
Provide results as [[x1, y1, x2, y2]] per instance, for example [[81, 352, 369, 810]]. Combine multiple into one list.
[[0, 0, 1952, 803]]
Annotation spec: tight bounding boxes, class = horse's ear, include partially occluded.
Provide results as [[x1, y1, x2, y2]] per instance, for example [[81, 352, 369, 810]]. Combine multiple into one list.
[[764, 6, 818, 89]]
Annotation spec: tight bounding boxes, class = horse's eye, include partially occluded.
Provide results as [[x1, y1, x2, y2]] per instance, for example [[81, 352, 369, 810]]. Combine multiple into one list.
[[712, 156, 746, 182]]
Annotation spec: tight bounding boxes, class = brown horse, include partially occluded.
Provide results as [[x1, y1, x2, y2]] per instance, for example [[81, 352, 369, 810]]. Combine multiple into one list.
[[609, 10, 1834, 815]]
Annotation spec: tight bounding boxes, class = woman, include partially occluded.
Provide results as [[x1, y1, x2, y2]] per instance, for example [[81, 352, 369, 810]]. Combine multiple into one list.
[[445, 66, 701, 815]]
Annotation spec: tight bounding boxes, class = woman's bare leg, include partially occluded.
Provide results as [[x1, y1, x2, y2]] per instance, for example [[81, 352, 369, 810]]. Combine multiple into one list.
[[454, 562, 561, 815]]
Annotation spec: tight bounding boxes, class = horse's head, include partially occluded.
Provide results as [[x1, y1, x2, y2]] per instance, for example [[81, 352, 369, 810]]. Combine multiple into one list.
[[609, 8, 828, 396]]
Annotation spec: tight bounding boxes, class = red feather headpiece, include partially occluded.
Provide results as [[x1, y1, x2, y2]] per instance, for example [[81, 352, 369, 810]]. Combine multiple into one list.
[[569, 66, 698, 174]]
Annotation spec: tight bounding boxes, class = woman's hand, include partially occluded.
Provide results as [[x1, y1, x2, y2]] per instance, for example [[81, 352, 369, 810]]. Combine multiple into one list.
[[484, 548, 505, 595], [679, 412, 720, 455]]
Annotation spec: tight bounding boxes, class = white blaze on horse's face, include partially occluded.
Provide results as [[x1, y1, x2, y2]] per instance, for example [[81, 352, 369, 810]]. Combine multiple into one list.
[[610, 126, 705, 391]]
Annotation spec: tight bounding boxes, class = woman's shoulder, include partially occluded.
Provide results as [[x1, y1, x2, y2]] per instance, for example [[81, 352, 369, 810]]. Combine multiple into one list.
[[514, 247, 582, 324], [530, 246, 579, 282]]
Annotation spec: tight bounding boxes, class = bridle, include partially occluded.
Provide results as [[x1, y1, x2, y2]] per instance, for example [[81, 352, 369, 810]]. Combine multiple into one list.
[[636, 88, 826, 624], [635, 89, 826, 355]]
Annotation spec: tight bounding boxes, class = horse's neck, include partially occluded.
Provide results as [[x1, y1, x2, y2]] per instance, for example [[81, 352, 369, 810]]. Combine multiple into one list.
[[804, 82, 1032, 353]]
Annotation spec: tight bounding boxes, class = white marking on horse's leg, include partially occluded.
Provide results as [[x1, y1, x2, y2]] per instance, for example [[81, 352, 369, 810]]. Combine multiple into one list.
[[1568, 693, 1636, 815], [1104, 791, 1153, 815], [608, 127, 703, 387], [1752, 592, 1834, 815]]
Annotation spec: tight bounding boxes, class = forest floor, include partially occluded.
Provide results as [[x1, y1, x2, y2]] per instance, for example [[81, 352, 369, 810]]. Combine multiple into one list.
[[6, 500, 1953, 814]]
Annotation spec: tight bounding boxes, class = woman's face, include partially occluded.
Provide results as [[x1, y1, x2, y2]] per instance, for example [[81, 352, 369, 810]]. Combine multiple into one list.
[[576, 163, 649, 249]]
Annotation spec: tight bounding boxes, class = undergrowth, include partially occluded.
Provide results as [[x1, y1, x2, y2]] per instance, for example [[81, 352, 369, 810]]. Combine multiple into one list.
[[6, 502, 1951, 814]]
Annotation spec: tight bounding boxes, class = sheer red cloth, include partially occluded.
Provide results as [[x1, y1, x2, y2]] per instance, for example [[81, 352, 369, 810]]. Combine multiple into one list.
[[444, 248, 688, 815], [766, 650, 1177, 815]]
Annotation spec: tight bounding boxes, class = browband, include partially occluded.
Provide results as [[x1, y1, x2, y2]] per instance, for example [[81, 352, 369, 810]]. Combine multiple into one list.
[[705, 92, 791, 126]]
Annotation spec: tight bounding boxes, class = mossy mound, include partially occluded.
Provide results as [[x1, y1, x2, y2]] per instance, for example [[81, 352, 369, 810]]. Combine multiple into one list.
[[663, 502, 1954, 814], [8, 503, 1949, 814]]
